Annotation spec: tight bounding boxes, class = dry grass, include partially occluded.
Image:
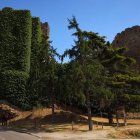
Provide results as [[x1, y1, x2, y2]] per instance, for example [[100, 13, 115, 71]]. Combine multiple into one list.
[[1, 102, 140, 139], [108, 128, 140, 139], [10, 108, 89, 131], [81, 115, 140, 125], [8, 107, 140, 133], [1, 107, 138, 139]]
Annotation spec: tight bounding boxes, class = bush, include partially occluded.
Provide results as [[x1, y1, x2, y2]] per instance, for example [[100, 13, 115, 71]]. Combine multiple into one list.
[[31, 17, 42, 71], [0, 70, 29, 107], [0, 7, 32, 73]]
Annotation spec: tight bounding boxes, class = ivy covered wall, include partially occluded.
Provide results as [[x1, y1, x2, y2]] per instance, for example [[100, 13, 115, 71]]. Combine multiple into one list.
[[0, 70, 29, 107], [0, 7, 32, 73], [31, 17, 42, 71], [0, 8, 44, 108]]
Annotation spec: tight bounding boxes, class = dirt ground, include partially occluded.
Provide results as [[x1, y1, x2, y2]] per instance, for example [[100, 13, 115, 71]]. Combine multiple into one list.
[[40, 130, 114, 140], [5, 107, 139, 139], [32, 125, 140, 140]]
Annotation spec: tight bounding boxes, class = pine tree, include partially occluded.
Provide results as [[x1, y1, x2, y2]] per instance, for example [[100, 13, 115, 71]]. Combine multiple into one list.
[[63, 17, 112, 130]]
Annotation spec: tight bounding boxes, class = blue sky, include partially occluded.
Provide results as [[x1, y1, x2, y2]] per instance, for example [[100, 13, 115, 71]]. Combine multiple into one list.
[[0, 0, 140, 59]]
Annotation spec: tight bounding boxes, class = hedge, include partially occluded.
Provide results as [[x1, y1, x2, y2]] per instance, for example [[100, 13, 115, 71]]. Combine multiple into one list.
[[0, 70, 29, 107], [27, 17, 42, 107], [0, 7, 32, 73], [31, 17, 42, 71], [0, 7, 47, 108]]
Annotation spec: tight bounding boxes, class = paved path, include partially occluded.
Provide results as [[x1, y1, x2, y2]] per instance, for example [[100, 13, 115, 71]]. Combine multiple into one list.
[[0, 130, 41, 140]]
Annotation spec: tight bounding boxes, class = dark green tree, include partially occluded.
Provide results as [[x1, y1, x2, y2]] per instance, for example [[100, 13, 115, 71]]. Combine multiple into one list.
[[102, 45, 140, 125], [62, 17, 112, 130]]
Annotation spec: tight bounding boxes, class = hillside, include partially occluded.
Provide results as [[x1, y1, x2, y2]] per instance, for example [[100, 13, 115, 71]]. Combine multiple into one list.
[[0, 102, 140, 139], [6, 107, 139, 131], [112, 25, 140, 71]]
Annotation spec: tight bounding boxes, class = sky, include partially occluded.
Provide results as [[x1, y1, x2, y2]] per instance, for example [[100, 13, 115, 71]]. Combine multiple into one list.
[[0, 0, 140, 61]]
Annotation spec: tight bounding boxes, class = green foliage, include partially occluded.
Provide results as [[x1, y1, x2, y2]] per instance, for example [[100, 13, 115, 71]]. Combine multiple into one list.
[[0, 7, 34, 109], [0, 8, 139, 116], [0, 8, 50, 109], [29, 16, 59, 107], [62, 17, 113, 115], [94, 87, 114, 108], [28, 17, 42, 106], [0, 8, 32, 73], [66, 60, 106, 105], [31, 17, 42, 68], [37, 45, 59, 105], [0, 70, 29, 107], [62, 17, 140, 116], [114, 73, 140, 85]]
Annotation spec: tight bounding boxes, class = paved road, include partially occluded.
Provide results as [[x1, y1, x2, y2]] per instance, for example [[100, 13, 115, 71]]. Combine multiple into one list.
[[0, 130, 41, 140]]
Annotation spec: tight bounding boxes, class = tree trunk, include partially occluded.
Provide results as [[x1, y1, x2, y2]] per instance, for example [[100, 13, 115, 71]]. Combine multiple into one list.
[[123, 108, 127, 126], [116, 110, 119, 126], [87, 105, 93, 131], [87, 93, 93, 131], [52, 102, 54, 114], [108, 112, 113, 125], [100, 111, 104, 129], [51, 96, 55, 123]]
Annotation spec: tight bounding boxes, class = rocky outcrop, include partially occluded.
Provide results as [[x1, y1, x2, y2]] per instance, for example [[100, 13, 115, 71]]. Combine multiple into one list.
[[41, 22, 50, 37], [112, 26, 140, 71]]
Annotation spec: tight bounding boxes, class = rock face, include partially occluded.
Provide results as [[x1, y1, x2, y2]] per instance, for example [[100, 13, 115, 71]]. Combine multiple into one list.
[[41, 22, 50, 37], [112, 26, 140, 71]]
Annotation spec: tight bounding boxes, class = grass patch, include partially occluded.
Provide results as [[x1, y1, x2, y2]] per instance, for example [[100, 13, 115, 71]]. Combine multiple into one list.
[[108, 129, 140, 139]]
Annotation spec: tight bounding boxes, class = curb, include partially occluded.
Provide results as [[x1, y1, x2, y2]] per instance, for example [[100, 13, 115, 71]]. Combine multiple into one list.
[[1, 127, 42, 140]]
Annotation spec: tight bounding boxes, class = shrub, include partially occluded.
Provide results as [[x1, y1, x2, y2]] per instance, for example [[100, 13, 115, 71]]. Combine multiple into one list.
[[0, 70, 29, 107], [0, 7, 32, 73]]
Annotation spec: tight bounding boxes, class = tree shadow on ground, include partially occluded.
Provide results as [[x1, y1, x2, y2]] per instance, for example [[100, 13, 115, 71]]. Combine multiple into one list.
[[1, 111, 136, 133]]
